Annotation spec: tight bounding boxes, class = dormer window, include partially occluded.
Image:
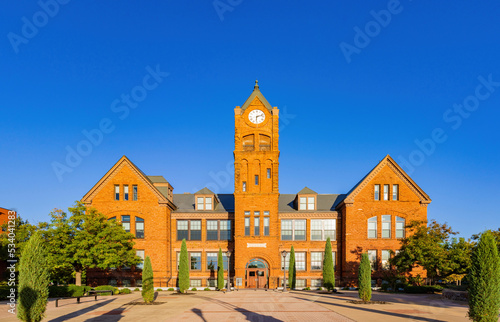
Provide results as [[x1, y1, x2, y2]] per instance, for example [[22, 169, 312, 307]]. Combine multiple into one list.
[[299, 196, 315, 210], [197, 197, 213, 210]]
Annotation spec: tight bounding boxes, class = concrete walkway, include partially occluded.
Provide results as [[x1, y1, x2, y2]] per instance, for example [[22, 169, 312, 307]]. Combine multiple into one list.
[[0, 289, 496, 321]]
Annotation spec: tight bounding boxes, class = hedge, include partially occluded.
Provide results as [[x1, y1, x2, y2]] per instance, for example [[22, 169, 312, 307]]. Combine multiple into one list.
[[403, 285, 444, 294]]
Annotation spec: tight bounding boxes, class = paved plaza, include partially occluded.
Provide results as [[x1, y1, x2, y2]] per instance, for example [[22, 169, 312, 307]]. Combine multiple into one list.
[[1, 289, 492, 322]]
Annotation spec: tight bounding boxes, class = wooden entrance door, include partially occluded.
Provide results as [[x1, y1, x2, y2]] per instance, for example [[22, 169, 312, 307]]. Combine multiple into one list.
[[246, 268, 267, 288]]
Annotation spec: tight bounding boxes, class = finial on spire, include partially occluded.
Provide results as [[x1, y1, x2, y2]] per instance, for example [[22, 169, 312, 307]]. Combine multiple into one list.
[[254, 80, 259, 90]]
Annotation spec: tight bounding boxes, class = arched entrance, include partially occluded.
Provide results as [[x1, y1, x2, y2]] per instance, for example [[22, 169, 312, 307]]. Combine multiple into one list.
[[245, 258, 269, 289]]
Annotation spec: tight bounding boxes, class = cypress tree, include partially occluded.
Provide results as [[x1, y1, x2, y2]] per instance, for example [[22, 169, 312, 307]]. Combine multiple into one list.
[[17, 232, 50, 322], [141, 256, 154, 303], [179, 239, 190, 293], [358, 252, 372, 302], [323, 237, 335, 290], [289, 246, 296, 289], [468, 231, 500, 321], [217, 247, 224, 290]]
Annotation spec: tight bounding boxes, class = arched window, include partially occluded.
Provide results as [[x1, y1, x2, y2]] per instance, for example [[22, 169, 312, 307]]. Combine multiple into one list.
[[243, 134, 254, 151], [368, 216, 377, 239], [135, 216, 144, 239]]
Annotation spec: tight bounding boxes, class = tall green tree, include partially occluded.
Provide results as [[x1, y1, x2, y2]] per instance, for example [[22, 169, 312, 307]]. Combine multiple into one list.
[[390, 220, 460, 283], [468, 231, 500, 322], [358, 252, 372, 302], [178, 239, 189, 293], [217, 247, 224, 290], [17, 232, 50, 322], [0, 215, 39, 263], [288, 246, 296, 289], [42, 202, 140, 286], [142, 256, 154, 303], [323, 237, 335, 291]]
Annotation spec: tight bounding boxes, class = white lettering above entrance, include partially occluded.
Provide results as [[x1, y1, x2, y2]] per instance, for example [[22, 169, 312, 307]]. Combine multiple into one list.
[[247, 243, 267, 248]]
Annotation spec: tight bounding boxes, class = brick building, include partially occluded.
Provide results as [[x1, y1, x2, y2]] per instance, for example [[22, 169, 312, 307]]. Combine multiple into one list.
[[82, 82, 430, 288]]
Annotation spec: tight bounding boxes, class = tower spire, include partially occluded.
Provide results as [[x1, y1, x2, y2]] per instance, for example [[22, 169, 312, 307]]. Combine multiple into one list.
[[254, 80, 259, 91]]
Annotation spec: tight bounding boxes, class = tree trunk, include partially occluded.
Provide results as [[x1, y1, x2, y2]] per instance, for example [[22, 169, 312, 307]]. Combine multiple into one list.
[[75, 269, 82, 286]]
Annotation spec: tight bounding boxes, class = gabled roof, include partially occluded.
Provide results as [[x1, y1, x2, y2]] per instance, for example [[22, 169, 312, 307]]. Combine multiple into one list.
[[297, 187, 318, 195], [338, 155, 431, 209], [147, 176, 168, 183], [173, 194, 234, 213], [194, 187, 215, 195], [279, 194, 344, 212], [240, 80, 273, 112], [81, 156, 175, 209]]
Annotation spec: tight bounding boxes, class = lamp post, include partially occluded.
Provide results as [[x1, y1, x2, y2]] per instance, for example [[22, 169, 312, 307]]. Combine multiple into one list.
[[281, 250, 288, 292], [226, 250, 232, 292]]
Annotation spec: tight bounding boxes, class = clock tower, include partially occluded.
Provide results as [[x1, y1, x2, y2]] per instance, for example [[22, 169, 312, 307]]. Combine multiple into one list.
[[233, 81, 281, 288]]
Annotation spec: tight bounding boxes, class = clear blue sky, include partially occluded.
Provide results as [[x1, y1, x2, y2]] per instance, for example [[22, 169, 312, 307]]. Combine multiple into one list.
[[1, 1, 499, 239]]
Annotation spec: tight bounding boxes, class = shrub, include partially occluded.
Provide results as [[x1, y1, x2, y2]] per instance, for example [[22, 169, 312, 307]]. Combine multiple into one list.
[[18, 232, 50, 322], [217, 248, 224, 290], [133, 288, 140, 292], [358, 253, 372, 302], [156, 288, 163, 292], [191, 288, 197, 291], [0, 285, 12, 300], [120, 288, 131, 294], [468, 231, 500, 321], [48, 285, 92, 297], [167, 288, 175, 291], [142, 256, 154, 303], [323, 237, 335, 291], [95, 285, 119, 295], [303, 287, 311, 291], [204, 288, 211, 291], [403, 285, 443, 294], [179, 240, 190, 293]]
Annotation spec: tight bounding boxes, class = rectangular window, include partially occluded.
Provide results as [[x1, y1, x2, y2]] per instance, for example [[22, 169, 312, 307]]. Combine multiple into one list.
[[254, 217, 260, 236], [310, 251, 335, 270], [121, 215, 130, 233], [115, 185, 120, 200], [133, 185, 138, 201], [311, 279, 322, 287], [296, 279, 306, 288], [207, 220, 218, 240], [220, 220, 231, 240], [136, 250, 145, 269], [197, 197, 204, 210], [206, 252, 228, 271], [382, 215, 391, 238], [295, 252, 306, 271], [267, 168, 271, 179], [264, 216, 270, 236], [255, 175, 259, 185], [244, 215, 250, 236], [124, 185, 129, 201], [368, 217, 377, 239], [190, 252, 201, 270], [242, 181, 246, 192], [383, 184, 389, 200], [190, 279, 202, 288], [368, 250, 377, 270], [396, 216, 405, 238], [392, 184, 399, 200], [307, 197, 315, 210], [311, 219, 336, 241], [374, 184, 380, 201], [299, 197, 307, 210], [205, 197, 212, 210], [177, 220, 201, 241], [382, 250, 391, 270], [281, 219, 306, 241], [135, 216, 144, 239]]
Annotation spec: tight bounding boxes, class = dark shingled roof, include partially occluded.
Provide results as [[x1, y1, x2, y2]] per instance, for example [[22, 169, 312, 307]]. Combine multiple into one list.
[[173, 194, 234, 213], [297, 187, 317, 194], [278, 194, 345, 213], [156, 187, 169, 199], [147, 176, 168, 183]]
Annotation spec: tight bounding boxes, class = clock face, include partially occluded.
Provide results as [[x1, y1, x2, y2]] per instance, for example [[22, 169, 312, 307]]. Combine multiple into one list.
[[248, 109, 265, 124]]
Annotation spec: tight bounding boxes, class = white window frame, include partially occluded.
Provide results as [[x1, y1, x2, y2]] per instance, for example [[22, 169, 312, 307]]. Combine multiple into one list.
[[281, 219, 306, 241], [310, 219, 336, 241], [368, 216, 377, 239], [396, 216, 405, 238], [382, 215, 391, 238]]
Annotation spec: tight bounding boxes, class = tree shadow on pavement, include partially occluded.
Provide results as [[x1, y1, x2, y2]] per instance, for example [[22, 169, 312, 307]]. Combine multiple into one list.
[[48, 298, 116, 322]]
